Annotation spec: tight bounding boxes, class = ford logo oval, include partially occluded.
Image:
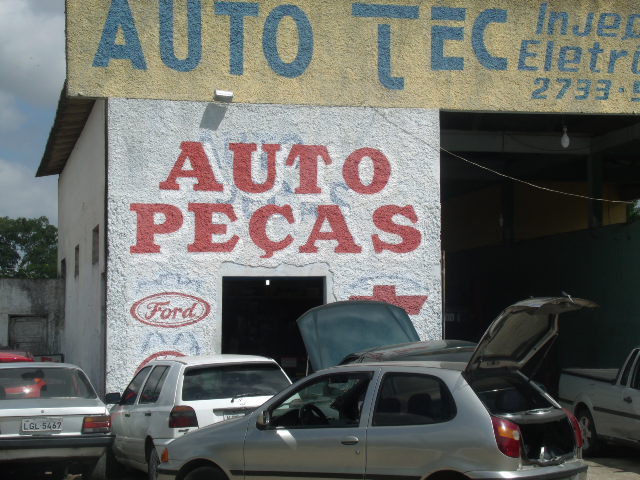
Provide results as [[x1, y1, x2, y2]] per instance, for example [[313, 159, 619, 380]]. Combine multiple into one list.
[[130, 292, 211, 328]]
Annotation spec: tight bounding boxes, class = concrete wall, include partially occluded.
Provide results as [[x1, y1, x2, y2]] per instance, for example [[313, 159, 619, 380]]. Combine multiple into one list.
[[58, 99, 106, 394], [106, 99, 442, 392], [0, 278, 63, 353]]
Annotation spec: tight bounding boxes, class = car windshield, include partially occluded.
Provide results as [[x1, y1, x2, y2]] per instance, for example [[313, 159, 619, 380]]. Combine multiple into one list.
[[182, 363, 290, 401], [0, 367, 96, 400]]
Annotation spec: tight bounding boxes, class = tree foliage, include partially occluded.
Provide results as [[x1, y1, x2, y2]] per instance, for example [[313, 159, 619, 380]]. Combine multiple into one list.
[[0, 217, 58, 279]]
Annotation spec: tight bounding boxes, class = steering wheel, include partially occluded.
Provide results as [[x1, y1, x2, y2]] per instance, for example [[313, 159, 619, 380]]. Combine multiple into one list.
[[298, 403, 329, 425]]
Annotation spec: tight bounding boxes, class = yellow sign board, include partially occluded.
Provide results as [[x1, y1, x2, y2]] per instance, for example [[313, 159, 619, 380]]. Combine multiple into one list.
[[67, 0, 640, 113]]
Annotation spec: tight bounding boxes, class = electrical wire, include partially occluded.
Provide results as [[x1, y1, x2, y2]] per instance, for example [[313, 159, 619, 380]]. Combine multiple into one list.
[[441, 147, 634, 205]]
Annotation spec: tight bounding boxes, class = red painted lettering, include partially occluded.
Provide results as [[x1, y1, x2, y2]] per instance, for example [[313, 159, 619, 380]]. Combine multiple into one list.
[[299, 205, 362, 253], [372, 205, 421, 253], [286, 145, 332, 194], [159, 142, 224, 191], [130, 203, 184, 254], [231, 143, 280, 193], [249, 204, 295, 258], [343, 148, 391, 194], [187, 203, 239, 252]]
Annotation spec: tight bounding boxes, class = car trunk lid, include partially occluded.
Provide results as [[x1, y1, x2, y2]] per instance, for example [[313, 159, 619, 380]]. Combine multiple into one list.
[[465, 296, 597, 377]]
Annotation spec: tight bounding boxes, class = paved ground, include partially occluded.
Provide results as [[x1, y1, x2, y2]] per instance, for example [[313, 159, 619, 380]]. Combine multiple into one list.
[[586, 447, 640, 480], [106, 453, 640, 480], [58, 449, 640, 479]]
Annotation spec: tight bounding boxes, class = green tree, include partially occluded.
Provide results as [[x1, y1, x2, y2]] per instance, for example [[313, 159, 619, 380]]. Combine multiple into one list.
[[0, 216, 58, 279]]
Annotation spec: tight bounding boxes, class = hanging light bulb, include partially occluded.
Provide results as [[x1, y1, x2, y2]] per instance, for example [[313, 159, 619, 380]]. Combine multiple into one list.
[[561, 126, 570, 148]]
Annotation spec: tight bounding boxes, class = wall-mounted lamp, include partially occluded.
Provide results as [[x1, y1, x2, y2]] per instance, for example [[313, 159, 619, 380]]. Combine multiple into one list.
[[560, 125, 570, 149], [214, 89, 234, 102]]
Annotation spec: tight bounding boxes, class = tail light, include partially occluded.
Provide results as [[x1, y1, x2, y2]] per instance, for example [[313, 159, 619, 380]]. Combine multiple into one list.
[[82, 415, 111, 433], [169, 405, 198, 428], [491, 416, 522, 458], [563, 408, 583, 448]]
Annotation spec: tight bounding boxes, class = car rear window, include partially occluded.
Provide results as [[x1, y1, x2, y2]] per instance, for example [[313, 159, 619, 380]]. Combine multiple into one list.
[[182, 363, 290, 401], [0, 367, 96, 400], [467, 374, 553, 414]]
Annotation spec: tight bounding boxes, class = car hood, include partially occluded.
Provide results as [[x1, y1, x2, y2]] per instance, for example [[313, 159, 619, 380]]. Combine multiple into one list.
[[296, 300, 420, 371], [465, 296, 597, 376]]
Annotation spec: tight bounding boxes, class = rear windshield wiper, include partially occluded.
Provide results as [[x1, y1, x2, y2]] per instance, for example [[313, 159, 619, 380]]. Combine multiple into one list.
[[231, 392, 267, 402]]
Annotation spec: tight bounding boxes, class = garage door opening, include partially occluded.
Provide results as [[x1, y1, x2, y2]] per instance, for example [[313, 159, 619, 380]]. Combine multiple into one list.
[[221, 276, 325, 379]]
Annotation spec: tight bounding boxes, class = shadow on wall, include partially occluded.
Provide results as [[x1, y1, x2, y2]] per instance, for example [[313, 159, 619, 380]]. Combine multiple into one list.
[[200, 103, 228, 131]]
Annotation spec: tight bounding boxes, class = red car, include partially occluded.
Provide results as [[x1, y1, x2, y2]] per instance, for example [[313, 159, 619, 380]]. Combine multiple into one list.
[[0, 351, 34, 363]]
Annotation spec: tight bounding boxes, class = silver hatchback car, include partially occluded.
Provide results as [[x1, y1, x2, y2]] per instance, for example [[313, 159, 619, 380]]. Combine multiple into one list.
[[157, 297, 592, 480]]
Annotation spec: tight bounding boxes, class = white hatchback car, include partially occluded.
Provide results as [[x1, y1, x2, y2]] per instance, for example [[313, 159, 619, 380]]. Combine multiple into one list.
[[107, 354, 291, 479]]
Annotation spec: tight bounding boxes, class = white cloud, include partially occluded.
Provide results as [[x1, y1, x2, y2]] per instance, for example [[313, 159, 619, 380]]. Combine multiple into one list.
[[0, 0, 65, 108], [0, 157, 57, 224], [0, 91, 27, 132]]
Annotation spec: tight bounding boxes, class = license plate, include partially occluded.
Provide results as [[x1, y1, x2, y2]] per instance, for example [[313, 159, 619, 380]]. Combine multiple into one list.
[[21, 417, 63, 433]]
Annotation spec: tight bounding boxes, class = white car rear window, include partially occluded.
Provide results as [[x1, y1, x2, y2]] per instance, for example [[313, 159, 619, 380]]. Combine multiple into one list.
[[182, 363, 289, 401]]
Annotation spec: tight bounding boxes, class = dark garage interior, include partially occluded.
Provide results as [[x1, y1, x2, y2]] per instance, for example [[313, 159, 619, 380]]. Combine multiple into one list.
[[440, 110, 640, 380]]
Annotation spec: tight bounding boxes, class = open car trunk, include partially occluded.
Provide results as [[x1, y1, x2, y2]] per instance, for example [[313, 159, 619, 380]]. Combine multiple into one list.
[[468, 372, 577, 464]]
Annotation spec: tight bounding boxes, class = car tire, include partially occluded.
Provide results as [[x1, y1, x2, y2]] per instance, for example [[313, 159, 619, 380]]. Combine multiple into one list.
[[184, 465, 227, 480], [148, 447, 160, 480], [577, 408, 600, 457]]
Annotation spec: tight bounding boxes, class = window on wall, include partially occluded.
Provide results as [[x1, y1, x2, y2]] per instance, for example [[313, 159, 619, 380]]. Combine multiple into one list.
[[74, 245, 79, 278], [92, 225, 99, 265]]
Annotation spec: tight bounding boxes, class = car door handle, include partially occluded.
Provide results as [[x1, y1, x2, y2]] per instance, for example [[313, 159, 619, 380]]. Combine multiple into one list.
[[341, 436, 359, 445], [145, 412, 152, 416], [623, 396, 632, 403]]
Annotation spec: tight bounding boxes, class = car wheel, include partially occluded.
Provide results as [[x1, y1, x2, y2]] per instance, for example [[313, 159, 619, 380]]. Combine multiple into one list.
[[184, 465, 227, 480], [577, 408, 600, 456], [148, 448, 160, 480]]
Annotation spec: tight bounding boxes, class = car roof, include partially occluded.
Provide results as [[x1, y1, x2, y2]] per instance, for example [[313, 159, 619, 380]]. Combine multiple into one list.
[[0, 362, 84, 369], [149, 354, 279, 367], [330, 359, 468, 372]]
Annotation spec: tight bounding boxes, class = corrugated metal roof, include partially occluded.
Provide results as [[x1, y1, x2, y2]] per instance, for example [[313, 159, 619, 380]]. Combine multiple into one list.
[[36, 83, 95, 177]]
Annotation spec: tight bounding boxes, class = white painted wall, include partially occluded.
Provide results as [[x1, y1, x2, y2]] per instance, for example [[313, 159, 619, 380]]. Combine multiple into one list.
[[106, 100, 441, 392], [58, 99, 106, 394]]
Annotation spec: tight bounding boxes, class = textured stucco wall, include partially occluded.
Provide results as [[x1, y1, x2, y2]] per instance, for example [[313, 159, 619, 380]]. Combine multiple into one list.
[[106, 99, 441, 392], [0, 278, 63, 352], [58, 99, 106, 393], [68, 0, 640, 114]]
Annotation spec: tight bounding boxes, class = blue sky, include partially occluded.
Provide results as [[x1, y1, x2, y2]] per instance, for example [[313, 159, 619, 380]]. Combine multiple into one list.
[[0, 0, 65, 224]]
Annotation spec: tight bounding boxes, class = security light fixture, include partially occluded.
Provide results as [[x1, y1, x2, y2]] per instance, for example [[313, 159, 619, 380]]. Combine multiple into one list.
[[214, 89, 234, 102]]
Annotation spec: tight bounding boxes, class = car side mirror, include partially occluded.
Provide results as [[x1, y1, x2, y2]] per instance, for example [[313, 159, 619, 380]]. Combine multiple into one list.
[[105, 392, 122, 404], [256, 410, 272, 430]]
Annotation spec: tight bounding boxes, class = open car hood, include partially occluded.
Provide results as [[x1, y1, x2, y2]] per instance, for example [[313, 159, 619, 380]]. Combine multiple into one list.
[[465, 296, 597, 376], [296, 300, 420, 371]]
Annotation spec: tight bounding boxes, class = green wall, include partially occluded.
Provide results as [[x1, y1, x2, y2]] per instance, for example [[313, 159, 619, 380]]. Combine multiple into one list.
[[446, 220, 640, 371]]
